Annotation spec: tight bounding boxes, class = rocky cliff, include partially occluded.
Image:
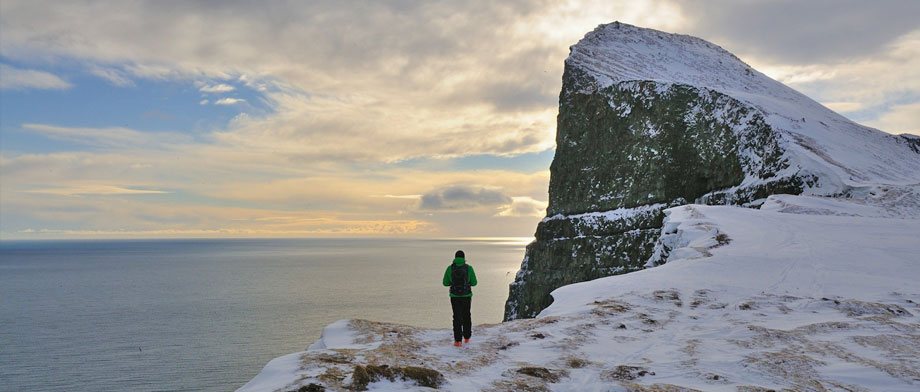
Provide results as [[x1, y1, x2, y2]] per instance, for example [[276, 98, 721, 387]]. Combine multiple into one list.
[[504, 22, 920, 320]]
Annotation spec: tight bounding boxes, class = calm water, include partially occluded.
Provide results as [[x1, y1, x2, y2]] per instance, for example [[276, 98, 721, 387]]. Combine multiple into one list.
[[0, 238, 527, 391]]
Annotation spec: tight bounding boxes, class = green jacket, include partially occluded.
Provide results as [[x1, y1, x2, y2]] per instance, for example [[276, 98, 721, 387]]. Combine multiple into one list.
[[442, 257, 477, 298]]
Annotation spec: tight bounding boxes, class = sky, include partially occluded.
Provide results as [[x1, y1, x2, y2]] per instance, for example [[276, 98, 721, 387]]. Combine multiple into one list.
[[1, 0, 918, 240]]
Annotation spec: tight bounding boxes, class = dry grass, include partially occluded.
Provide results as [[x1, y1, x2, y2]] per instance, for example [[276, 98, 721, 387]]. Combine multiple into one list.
[[350, 364, 444, 391], [620, 382, 703, 392], [515, 366, 568, 383], [652, 289, 683, 307], [601, 365, 655, 381], [564, 356, 593, 369]]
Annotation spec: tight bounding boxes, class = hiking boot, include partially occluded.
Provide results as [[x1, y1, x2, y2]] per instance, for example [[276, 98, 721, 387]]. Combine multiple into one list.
[[464, 338, 470, 344], [453, 341, 462, 347]]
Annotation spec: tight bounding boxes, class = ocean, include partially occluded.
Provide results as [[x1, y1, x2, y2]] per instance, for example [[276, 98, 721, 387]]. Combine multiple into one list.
[[0, 238, 528, 391]]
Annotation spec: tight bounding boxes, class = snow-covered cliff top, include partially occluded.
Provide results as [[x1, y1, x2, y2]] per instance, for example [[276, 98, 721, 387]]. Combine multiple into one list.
[[569, 22, 920, 189]]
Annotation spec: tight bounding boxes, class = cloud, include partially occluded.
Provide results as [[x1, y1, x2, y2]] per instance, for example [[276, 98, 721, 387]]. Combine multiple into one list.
[[88, 65, 134, 86], [671, 2, 920, 137], [743, 30, 920, 131], [211, 91, 555, 162], [0, 172, 436, 239], [372, 194, 422, 200], [0, 64, 72, 90], [822, 102, 865, 113], [4, 203, 432, 238], [2, 1, 918, 237], [1, 146, 550, 232], [0, 0, 683, 163], [199, 83, 235, 93], [497, 196, 548, 217], [22, 123, 191, 148], [419, 185, 513, 211], [681, 0, 920, 64], [9, 221, 433, 238], [214, 97, 245, 105], [25, 185, 168, 196], [866, 102, 920, 135], [179, 168, 548, 212]]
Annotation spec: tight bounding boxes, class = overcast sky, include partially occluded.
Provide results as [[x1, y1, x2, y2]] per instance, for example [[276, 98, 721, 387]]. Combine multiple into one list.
[[1, 0, 918, 239]]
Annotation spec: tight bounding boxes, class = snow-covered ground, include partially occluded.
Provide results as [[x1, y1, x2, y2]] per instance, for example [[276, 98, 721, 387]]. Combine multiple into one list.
[[238, 189, 920, 391]]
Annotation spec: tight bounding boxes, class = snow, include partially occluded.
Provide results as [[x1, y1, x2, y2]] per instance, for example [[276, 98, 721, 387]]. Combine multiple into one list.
[[761, 185, 920, 219], [307, 319, 382, 351], [236, 353, 303, 392], [543, 202, 665, 223], [546, 200, 920, 314]]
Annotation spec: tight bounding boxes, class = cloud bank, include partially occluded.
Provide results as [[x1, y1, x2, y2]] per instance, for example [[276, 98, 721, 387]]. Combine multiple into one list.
[[1, 0, 917, 237], [419, 185, 513, 211]]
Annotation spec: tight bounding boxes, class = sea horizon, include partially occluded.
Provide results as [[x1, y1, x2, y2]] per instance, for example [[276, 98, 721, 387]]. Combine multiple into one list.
[[0, 236, 535, 243]]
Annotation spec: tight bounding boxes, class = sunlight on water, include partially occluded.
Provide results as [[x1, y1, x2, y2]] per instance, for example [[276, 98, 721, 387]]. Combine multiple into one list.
[[439, 237, 534, 246]]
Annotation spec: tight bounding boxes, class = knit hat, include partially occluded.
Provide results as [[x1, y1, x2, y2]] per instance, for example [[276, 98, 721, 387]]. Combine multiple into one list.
[[455, 250, 465, 258]]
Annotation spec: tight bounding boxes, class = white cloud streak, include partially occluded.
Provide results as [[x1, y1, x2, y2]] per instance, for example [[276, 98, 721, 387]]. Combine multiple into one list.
[[0, 64, 72, 90], [88, 65, 134, 87], [22, 123, 191, 148], [199, 83, 235, 93], [25, 185, 168, 196], [214, 97, 245, 105]]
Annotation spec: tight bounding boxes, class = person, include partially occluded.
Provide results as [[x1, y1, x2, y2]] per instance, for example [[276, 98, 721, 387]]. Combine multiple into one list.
[[442, 250, 477, 347]]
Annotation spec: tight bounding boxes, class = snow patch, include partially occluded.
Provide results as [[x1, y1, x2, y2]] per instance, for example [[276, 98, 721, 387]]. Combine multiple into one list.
[[236, 353, 303, 392], [543, 203, 665, 223]]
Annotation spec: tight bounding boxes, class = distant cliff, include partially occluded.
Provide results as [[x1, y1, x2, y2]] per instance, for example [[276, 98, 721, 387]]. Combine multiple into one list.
[[504, 22, 920, 320]]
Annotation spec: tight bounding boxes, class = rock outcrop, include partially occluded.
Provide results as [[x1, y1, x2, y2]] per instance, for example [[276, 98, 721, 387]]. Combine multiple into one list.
[[504, 22, 920, 320]]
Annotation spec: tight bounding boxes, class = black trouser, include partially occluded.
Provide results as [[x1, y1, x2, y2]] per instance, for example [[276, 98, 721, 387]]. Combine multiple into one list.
[[450, 297, 472, 342]]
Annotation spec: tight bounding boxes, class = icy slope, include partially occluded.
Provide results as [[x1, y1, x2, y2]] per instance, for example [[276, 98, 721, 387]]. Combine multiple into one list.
[[569, 22, 920, 190], [239, 193, 920, 391]]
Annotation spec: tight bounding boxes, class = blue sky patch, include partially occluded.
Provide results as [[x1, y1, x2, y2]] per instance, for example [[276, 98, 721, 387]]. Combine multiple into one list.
[[0, 58, 273, 153]]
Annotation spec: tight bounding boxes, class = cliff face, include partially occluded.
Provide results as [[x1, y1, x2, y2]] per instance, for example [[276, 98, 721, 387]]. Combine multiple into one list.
[[504, 22, 920, 320]]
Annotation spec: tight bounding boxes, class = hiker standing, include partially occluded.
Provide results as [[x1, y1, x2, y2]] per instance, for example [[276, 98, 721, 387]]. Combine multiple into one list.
[[443, 250, 477, 347]]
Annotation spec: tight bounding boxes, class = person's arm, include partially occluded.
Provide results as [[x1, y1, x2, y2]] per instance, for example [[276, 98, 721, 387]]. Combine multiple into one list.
[[443, 265, 452, 286], [468, 265, 477, 286]]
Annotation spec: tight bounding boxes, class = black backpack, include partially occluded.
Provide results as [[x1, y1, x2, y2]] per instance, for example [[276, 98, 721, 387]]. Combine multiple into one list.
[[450, 263, 471, 296]]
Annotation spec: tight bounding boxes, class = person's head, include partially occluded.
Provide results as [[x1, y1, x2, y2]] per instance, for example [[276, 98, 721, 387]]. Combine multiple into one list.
[[455, 250, 465, 259]]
